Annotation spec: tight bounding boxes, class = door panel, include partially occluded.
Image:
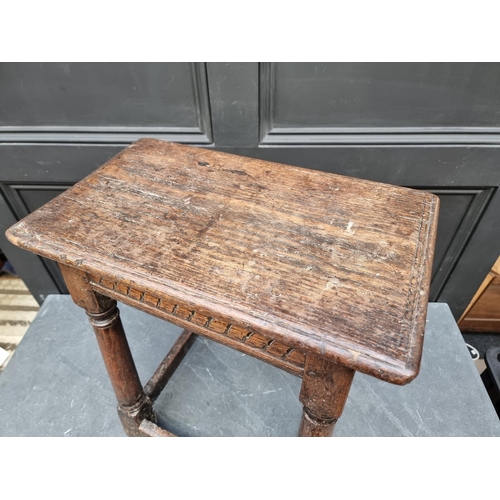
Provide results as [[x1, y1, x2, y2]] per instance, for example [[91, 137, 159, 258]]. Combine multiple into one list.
[[0, 63, 211, 144], [0, 195, 59, 303], [266, 62, 500, 130], [14, 186, 70, 214], [1, 62, 500, 321], [1, 184, 71, 296], [260, 62, 500, 144]]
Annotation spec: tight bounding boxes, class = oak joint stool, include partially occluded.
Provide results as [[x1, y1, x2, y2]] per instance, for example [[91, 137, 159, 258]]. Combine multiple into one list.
[[6, 139, 439, 437]]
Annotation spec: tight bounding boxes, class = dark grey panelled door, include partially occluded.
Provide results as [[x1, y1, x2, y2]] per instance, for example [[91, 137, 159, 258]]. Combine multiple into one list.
[[1, 62, 499, 320]]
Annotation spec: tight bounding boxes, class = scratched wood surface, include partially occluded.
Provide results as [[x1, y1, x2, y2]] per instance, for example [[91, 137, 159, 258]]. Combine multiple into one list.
[[6, 139, 439, 384]]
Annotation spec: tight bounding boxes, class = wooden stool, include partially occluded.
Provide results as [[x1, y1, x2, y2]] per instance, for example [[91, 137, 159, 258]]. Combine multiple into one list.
[[6, 139, 439, 437]]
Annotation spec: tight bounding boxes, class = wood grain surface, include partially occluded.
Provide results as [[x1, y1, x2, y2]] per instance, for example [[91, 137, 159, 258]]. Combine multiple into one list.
[[6, 139, 439, 384]]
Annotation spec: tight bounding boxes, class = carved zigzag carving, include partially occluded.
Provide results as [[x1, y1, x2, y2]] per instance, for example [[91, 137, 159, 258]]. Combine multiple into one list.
[[89, 275, 306, 371]]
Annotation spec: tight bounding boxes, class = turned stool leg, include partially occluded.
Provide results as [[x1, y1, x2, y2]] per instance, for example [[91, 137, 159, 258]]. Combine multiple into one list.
[[59, 264, 155, 436], [299, 353, 355, 437]]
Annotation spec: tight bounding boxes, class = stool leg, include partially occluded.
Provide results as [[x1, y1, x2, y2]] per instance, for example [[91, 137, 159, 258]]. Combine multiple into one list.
[[298, 353, 355, 437], [59, 264, 155, 436]]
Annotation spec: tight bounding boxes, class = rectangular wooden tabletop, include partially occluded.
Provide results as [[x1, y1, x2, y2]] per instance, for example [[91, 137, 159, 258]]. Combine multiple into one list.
[[6, 139, 439, 384]]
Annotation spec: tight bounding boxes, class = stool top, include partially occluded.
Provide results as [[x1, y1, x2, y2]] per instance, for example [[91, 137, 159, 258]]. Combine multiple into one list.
[[6, 139, 439, 385]]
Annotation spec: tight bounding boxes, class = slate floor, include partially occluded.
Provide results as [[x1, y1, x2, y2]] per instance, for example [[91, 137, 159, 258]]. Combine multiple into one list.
[[1, 296, 499, 437]]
